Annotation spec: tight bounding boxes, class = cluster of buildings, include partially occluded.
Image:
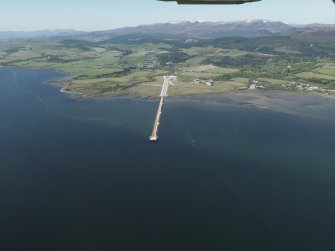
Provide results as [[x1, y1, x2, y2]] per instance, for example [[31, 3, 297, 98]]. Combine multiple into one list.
[[282, 82, 335, 93], [249, 80, 267, 90], [185, 38, 199, 44], [138, 54, 159, 69], [193, 78, 214, 87]]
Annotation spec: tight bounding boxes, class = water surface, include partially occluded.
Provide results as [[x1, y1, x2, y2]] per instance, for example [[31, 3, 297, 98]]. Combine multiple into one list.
[[0, 67, 335, 251]]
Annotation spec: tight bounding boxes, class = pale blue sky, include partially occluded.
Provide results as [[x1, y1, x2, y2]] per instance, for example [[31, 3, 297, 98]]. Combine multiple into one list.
[[0, 0, 334, 31]]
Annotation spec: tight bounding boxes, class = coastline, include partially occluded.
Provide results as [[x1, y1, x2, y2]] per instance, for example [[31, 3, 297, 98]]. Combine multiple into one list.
[[56, 75, 335, 101], [2, 65, 335, 103]]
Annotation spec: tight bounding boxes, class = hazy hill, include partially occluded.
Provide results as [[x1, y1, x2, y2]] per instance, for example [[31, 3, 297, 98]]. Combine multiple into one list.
[[1, 20, 335, 41], [293, 26, 335, 40], [77, 20, 294, 41], [0, 29, 86, 40]]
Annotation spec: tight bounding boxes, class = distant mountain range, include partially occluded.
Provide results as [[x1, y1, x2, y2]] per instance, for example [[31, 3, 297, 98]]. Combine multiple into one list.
[[0, 29, 86, 40], [1, 20, 335, 41], [77, 20, 294, 41]]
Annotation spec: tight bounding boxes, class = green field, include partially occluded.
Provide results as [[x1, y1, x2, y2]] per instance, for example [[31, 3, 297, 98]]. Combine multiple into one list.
[[312, 65, 335, 76], [297, 72, 335, 80], [0, 33, 335, 98]]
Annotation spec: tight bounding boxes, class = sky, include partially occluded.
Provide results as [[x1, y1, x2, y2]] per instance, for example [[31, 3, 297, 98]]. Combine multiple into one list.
[[0, 0, 335, 31]]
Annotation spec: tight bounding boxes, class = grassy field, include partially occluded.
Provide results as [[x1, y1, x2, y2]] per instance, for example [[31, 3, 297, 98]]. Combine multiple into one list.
[[297, 72, 335, 80], [1, 35, 335, 98], [130, 79, 248, 98], [312, 65, 335, 76], [183, 46, 221, 56]]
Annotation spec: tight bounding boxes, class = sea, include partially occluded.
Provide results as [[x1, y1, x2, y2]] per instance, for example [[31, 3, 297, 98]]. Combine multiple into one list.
[[0, 67, 335, 251]]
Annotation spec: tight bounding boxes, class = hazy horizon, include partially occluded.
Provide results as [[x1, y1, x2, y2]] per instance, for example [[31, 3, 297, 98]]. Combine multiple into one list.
[[1, 19, 335, 33], [0, 0, 335, 32]]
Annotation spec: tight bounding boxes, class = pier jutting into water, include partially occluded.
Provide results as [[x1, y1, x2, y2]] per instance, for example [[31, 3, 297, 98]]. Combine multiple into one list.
[[149, 76, 176, 141]]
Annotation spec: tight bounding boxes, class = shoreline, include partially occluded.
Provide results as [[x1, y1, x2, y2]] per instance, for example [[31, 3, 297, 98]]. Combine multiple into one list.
[[2, 65, 335, 102], [56, 76, 335, 102]]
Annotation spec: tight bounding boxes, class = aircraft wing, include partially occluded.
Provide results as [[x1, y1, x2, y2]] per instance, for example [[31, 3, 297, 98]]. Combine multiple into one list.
[[159, 0, 335, 4], [159, 0, 261, 4]]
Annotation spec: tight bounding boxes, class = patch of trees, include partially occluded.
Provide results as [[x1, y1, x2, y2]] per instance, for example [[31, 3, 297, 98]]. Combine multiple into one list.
[[213, 72, 240, 81], [196, 35, 335, 60], [204, 54, 268, 68], [4, 48, 19, 54], [307, 78, 335, 86], [102, 34, 173, 45], [61, 40, 93, 51], [158, 50, 190, 65], [198, 36, 291, 52], [96, 68, 132, 78], [47, 55, 78, 63]]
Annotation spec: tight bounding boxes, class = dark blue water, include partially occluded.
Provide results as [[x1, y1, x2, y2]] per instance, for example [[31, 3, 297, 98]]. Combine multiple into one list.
[[1, 67, 335, 251]]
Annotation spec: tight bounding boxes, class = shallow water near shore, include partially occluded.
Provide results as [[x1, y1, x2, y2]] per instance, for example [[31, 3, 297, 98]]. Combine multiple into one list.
[[1, 67, 335, 251]]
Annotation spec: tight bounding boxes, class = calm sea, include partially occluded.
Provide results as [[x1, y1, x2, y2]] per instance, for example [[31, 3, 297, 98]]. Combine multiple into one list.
[[0, 67, 335, 251]]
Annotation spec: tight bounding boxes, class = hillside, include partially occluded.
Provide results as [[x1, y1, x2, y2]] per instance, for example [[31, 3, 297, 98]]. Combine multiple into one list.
[[0, 20, 335, 98], [77, 20, 294, 41]]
